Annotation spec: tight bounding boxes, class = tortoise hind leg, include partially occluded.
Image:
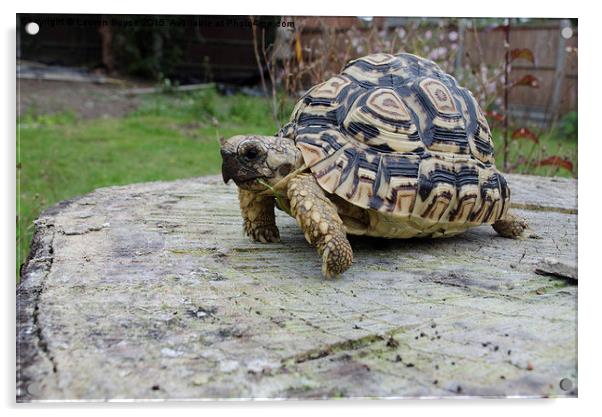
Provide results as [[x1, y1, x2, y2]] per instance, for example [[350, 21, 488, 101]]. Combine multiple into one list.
[[287, 173, 353, 278], [492, 212, 528, 239]]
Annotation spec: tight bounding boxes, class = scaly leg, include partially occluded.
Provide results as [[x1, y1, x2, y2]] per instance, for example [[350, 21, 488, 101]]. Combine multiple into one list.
[[238, 189, 280, 243], [287, 173, 353, 278], [492, 212, 528, 238]]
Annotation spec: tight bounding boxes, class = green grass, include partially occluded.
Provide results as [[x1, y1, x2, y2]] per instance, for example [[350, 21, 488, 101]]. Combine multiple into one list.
[[17, 88, 290, 278], [492, 128, 578, 178]]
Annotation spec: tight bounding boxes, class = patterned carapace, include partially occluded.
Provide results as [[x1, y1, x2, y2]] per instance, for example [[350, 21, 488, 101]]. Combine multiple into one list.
[[279, 52, 510, 237]]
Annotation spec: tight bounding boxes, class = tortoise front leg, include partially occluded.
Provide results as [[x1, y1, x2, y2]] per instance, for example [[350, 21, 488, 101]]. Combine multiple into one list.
[[287, 173, 353, 278], [492, 212, 528, 238], [238, 189, 280, 243]]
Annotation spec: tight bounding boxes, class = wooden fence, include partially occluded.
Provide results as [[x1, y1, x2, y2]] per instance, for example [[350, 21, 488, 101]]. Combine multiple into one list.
[[463, 21, 577, 125], [17, 15, 577, 124], [296, 17, 577, 126], [17, 14, 276, 84]]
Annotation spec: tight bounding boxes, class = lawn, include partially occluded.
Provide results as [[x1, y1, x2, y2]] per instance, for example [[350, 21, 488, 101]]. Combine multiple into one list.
[[492, 127, 578, 178], [16, 87, 577, 278], [17, 88, 290, 278]]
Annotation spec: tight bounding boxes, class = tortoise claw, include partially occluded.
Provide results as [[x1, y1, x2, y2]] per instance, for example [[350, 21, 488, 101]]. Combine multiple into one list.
[[248, 225, 281, 243]]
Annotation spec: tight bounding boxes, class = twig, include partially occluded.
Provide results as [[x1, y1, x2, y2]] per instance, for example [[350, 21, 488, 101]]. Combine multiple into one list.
[[503, 19, 511, 171], [250, 16, 278, 128], [261, 28, 280, 127]]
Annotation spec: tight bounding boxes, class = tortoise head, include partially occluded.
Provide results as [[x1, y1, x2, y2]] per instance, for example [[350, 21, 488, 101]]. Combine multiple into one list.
[[220, 135, 303, 191]]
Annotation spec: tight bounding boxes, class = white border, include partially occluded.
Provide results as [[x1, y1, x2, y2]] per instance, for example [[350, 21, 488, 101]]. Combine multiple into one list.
[[3, 1, 599, 416]]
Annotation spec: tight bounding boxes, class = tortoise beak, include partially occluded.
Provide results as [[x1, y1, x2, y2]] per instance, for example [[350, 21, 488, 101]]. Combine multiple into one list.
[[220, 149, 236, 184], [220, 149, 260, 185]]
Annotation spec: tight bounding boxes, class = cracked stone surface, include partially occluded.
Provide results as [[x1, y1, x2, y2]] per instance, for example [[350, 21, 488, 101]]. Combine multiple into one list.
[[17, 174, 577, 400]]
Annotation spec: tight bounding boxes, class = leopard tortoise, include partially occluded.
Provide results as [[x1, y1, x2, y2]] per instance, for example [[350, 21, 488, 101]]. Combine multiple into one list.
[[220, 52, 527, 277]]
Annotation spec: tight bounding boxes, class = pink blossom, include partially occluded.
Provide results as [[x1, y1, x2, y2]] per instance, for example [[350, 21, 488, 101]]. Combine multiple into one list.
[[428, 46, 448, 61]]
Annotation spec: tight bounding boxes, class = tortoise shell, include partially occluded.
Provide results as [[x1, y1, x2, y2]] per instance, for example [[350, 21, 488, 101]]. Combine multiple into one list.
[[280, 53, 510, 237]]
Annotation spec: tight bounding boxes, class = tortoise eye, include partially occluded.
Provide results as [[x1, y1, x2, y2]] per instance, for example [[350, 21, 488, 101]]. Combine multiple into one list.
[[243, 147, 260, 161]]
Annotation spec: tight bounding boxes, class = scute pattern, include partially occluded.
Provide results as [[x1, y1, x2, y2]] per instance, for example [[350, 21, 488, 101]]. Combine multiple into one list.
[[280, 53, 509, 235]]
